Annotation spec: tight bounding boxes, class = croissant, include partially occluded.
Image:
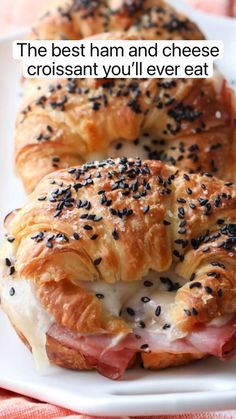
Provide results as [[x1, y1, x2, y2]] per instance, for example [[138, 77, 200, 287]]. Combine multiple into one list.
[[1, 158, 236, 379], [15, 0, 236, 193]]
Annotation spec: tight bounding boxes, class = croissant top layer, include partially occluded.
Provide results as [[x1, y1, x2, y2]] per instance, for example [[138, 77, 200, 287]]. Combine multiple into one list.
[[6, 157, 236, 279], [16, 0, 236, 192], [2, 158, 236, 335], [31, 0, 204, 41]]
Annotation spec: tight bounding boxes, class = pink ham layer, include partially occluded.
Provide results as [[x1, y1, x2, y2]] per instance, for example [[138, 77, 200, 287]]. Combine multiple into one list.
[[47, 315, 236, 379]]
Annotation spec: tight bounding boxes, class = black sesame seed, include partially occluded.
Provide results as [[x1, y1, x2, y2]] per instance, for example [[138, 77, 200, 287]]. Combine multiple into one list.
[[217, 288, 223, 298], [140, 344, 149, 350], [112, 229, 119, 240], [80, 213, 88, 219], [189, 282, 202, 289], [198, 198, 208, 206], [9, 287, 15, 296], [73, 183, 82, 191], [94, 216, 103, 222], [96, 293, 104, 299], [178, 228, 187, 235], [73, 232, 79, 240], [173, 249, 182, 259], [38, 195, 47, 201], [46, 241, 53, 249], [163, 323, 171, 330], [106, 199, 112, 207], [207, 272, 220, 278], [126, 307, 135, 316], [191, 307, 198, 316], [110, 208, 117, 216], [177, 198, 186, 203], [94, 257, 102, 266], [175, 239, 184, 245], [115, 143, 122, 150], [211, 261, 225, 269], [90, 234, 98, 240], [9, 266, 15, 276], [131, 179, 138, 192], [204, 286, 213, 295], [7, 236, 15, 243], [163, 220, 171, 226], [178, 207, 185, 219], [52, 156, 60, 163], [5, 258, 11, 267], [141, 296, 150, 303], [68, 168, 76, 174], [47, 125, 53, 132], [144, 280, 153, 287], [83, 225, 93, 231], [155, 305, 161, 317], [138, 321, 146, 329], [92, 102, 100, 111], [190, 273, 196, 281], [143, 205, 150, 214]]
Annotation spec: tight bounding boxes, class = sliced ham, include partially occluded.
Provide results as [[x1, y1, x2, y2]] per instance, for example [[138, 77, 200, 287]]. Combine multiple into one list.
[[48, 325, 136, 379], [135, 317, 236, 360], [48, 315, 236, 379], [187, 316, 236, 359], [132, 329, 200, 354]]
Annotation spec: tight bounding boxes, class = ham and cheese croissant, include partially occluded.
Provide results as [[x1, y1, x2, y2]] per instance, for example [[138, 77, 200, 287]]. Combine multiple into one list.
[[1, 158, 236, 379], [15, 0, 236, 193]]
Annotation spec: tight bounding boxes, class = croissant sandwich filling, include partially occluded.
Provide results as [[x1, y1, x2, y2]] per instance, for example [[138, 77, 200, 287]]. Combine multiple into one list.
[[1, 158, 236, 379], [1, 246, 236, 380]]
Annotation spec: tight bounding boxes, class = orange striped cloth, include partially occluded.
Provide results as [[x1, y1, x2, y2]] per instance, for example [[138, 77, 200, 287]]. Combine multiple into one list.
[[187, 0, 236, 16], [0, 0, 236, 418], [1, 388, 236, 419]]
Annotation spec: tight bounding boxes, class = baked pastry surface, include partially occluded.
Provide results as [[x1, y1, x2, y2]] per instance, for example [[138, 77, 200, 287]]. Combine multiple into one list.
[[15, 0, 236, 192], [1, 158, 236, 378]]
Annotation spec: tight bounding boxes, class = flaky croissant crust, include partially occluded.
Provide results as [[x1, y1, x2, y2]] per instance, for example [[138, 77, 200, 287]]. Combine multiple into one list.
[[15, 0, 236, 192], [2, 158, 236, 335]]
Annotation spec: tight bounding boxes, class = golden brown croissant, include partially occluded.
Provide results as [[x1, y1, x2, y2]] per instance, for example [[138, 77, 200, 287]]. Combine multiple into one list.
[[15, 0, 236, 192], [31, 0, 204, 41], [1, 158, 236, 379]]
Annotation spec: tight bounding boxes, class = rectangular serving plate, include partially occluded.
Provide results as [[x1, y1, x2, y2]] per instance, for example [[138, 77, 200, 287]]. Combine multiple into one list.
[[0, 1, 236, 415]]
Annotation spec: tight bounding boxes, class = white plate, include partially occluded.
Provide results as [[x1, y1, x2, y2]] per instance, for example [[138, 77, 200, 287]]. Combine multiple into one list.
[[0, 3, 236, 416]]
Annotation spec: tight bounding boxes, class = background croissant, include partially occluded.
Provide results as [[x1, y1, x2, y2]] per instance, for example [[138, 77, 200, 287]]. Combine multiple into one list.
[[15, 0, 236, 193], [1, 158, 236, 378]]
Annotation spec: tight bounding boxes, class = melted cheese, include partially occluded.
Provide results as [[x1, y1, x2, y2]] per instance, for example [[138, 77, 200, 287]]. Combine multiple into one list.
[[0, 278, 53, 369], [87, 133, 164, 163], [0, 242, 53, 369], [77, 269, 187, 341]]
